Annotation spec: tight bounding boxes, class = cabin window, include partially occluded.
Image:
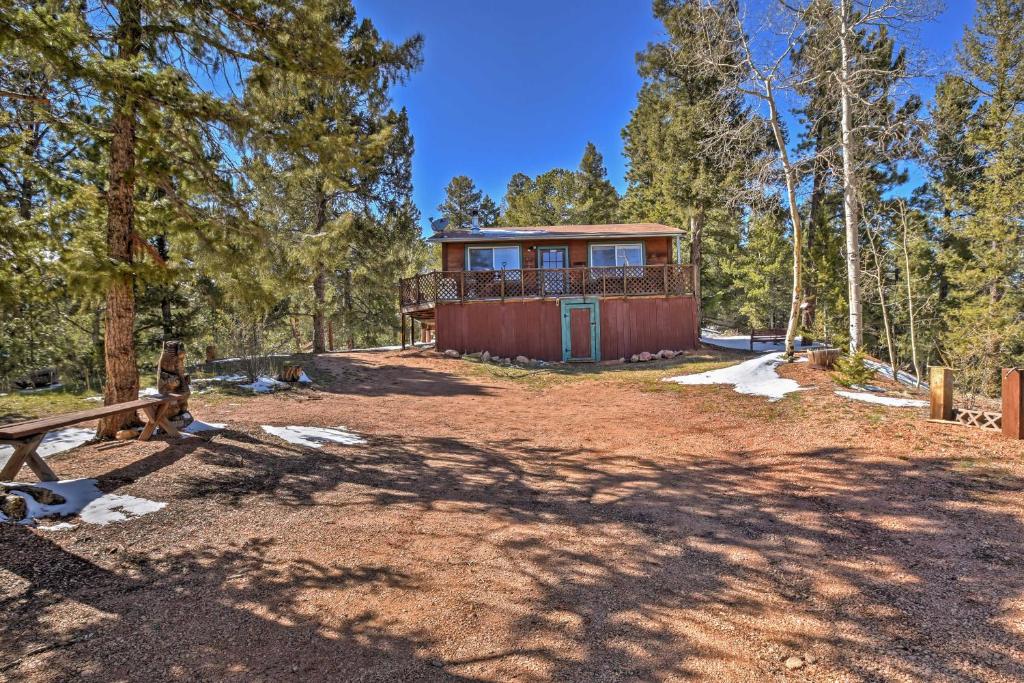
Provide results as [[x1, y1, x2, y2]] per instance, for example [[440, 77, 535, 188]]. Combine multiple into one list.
[[589, 243, 644, 268], [467, 245, 521, 271]]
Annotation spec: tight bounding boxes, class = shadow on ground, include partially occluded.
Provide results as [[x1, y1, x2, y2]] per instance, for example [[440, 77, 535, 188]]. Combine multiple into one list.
[[3, 422, 1022, 680]]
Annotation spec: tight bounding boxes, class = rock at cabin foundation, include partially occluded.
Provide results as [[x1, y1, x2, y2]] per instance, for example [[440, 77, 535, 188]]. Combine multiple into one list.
[[1, 494, 27, 522], [481, 351, 491, 362], [639, 352, 654, 362], [658, 350, 676, 359], [515, 355, 529, 365], [630, 354, 640, 363], [443, 349, 460, 358]]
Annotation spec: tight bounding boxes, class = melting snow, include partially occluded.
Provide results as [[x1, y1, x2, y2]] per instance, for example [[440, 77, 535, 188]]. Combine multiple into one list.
[[183, 420, 226, 434], [699, 330, 817, 353], [261, 425, 366, 449], [835, 391, 927, 408], [0, 479, 165, 526], [298, 371, 312, 383], [663, 352, 806, 401], [239, 376, 289, 393], [0, 427, 94, 470]]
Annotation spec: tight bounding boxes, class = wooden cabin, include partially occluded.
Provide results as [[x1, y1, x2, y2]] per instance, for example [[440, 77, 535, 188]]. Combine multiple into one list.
[[399, 223, 698, 362]]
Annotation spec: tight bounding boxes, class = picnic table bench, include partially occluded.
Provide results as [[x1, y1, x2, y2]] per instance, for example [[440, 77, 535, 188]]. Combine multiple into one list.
[[750, 328, 813, 350], [0, 394, 184, 482]]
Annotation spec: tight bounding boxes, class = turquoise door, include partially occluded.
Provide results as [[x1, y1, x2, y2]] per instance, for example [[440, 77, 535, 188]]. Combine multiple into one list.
[[561, 300, 599, 362]]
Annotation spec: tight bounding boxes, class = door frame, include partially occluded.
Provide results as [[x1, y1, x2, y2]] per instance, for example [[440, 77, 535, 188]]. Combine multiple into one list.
[[560, 298, 600, 362], [536, 245, 569, 268]]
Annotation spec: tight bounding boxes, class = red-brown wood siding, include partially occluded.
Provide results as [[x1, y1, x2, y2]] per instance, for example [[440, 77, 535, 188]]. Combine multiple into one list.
[[569, 308, 592, 358], [439, 236, 676, 272], [436, 300, 563, 360], [435, 295, 698, 362], [599, 297, 698, 360]]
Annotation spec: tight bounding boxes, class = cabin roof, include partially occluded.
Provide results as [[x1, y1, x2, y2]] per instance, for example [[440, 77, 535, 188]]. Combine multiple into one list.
[[428, 222, 683, 242]]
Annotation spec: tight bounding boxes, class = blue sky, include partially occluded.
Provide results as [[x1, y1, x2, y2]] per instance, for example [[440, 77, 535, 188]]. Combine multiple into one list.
[[356, 0, 977, 229]]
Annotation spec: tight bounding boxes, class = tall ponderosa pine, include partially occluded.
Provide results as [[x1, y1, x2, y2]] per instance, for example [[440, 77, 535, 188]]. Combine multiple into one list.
[[437, 176, 499, 230], [930, 0, 1024, 392], [622, 0, 748, 325], [500, 143, 619, 227], [241, 9, 422, 353], [1, 0, 365, 434]]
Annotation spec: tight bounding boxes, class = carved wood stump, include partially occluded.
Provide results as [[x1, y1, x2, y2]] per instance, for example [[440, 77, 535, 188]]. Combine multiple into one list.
[[157, 340, 191, 424]]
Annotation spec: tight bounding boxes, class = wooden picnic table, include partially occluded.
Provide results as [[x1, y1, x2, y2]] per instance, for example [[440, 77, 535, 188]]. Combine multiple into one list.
[[0, 393, 184, 482]]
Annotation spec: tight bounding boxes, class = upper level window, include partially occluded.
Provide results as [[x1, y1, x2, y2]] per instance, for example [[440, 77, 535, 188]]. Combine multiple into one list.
[[590, 243, 644, 267], [467, 245, 521, 271]]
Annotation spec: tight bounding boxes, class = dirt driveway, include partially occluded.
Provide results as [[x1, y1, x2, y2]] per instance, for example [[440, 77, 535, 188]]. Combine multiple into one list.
[[2, 348, 1023, 681]]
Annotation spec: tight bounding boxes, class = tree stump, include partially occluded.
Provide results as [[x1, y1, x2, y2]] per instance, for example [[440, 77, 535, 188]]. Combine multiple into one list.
[[157, 340, 191, 425], [807, 348, 841, 369], [278, 365, 303, 382]]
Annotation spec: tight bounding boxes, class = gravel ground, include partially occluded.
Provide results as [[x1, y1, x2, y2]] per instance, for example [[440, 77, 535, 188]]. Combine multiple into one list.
[[2, 348, 1023, 682]]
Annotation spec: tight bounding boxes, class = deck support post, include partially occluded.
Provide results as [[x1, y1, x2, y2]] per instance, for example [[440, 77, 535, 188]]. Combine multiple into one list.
[[929, 366, 954, 421], [1003, 368, 1023, 440], [401, 313, 407, 350]]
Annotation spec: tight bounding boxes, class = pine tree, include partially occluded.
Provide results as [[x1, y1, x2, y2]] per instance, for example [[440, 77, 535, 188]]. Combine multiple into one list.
[[2, 0, 380, 434], [622, 0, 748, 326], [933, 0, 1024, 392], [573, 142, 619, 224], [437, 176, 499, 229]]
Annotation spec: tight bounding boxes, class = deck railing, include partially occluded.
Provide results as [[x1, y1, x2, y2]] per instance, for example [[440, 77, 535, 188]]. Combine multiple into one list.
[[400, 264, 696, 310]]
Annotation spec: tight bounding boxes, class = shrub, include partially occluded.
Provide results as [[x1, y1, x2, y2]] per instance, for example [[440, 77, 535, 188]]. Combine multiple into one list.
[[834, 348, 876, 387]]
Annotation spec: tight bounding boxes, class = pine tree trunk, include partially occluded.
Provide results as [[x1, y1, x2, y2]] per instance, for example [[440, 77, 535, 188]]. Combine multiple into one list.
[[310, 185, 328, 354], [312, 267, 327, 353], [689, 209, 704, 327], [289, 316, 303, 354], [343, 267, 355, 349], [98, 0, 142, 438], [765, 80, 803, 359], [839, 0, 863, 351]]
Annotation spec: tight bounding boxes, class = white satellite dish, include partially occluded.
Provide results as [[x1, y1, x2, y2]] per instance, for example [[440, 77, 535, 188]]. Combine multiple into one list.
[[429, 216, 449, 233]]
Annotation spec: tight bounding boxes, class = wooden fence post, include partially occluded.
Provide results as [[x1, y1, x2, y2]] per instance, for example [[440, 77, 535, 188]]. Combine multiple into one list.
[[929, 366, 954, 421], [1003, 368, 1023, 440]]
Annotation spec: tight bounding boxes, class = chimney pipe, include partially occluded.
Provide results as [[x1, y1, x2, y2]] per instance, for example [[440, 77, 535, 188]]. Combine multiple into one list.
[[471, 209, 481, 233]]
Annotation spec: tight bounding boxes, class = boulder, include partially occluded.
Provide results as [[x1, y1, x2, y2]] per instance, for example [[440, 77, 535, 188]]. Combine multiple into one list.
[[515, 355, 530, 365], [630, 354, 640, 363], [1, 484, 65, 506], [481, 351, 491, 362], [658, 350, 676, 359], [639, 352, 654, 362], [443, 349, 461, 358], [0, 494, 27, 522]]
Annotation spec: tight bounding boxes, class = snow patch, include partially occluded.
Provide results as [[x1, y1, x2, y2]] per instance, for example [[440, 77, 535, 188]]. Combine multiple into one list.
[[239, 376, 289, 393], [298, 371, 312, 384], [183, 420, 226, 434], [663, 352, 806, 401], [835, 391, 928, 408], [863, 359, 927, 390], [0, 479, 165, 526], [18, 383, 63, 394], [0, 427, 94, 470], [699, 330, 818, 354], [261, 425, 366, 449]]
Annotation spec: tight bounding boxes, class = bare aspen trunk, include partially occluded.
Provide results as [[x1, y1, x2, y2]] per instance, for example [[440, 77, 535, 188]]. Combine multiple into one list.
[[899, 206, 921, 387], [839, 0, 862, 351], [689, 209, 704, 327], [867, 232, 897, 376], [98, 0, 142, 438], [765, 80, 803, 359]]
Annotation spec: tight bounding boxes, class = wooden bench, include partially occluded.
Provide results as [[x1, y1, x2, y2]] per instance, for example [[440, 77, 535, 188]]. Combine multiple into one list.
[[749, 328, 813, 350], [0, 394, 184, 482]]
